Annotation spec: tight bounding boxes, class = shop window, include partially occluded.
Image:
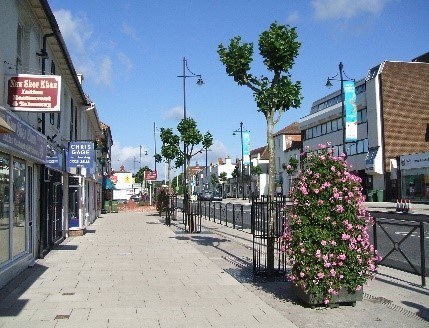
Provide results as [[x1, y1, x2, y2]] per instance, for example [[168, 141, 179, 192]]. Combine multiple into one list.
[[12, 159, 26, 257], [0, 154, 10, 265]]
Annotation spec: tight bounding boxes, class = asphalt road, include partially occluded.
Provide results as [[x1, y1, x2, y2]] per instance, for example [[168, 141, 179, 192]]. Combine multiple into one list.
[[177, 199, 429, 277]]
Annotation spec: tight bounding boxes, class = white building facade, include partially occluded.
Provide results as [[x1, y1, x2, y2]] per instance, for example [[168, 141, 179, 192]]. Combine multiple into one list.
[[0, 0, 105, 288]]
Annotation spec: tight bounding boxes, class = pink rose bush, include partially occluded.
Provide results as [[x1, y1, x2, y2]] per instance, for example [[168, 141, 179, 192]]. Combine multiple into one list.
[[282, 145, 380, 305]]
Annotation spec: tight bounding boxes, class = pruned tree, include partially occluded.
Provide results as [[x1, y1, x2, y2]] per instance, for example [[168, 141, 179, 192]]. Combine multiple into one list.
[[218, 22, 302, 274], [218, 22, 302, 197], [155, 117, 213, 199]]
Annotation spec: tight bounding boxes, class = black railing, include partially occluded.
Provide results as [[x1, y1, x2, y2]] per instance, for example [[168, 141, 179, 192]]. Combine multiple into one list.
[[370, 211, 428, 286], [251, 196, 289, 276]]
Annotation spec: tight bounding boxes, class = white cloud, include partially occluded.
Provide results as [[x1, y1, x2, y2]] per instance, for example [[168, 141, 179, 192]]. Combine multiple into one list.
[[286, 10, 300, 25], [96, 57, 113, 88], [121, 22, 140, 41], [54, 9, 92, 54], [54, 9, 117, 89], [118, 51, 133, 71], [311, 0, 390, 20], [111, 141, 153, 173], [163, 106, 185, 121]]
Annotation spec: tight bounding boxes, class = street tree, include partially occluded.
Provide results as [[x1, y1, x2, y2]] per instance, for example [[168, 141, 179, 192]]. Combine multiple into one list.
[[134, 166, 151, 184], [218, 22, 302, 274], [218, 22, 302, 197], [155, 128, 180, 192], [155, 117, 213, 199], [211, 173, 219, 189]]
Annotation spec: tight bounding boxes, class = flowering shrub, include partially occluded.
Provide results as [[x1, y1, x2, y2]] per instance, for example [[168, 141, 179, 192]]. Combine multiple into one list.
[[282, 144, 380, 305], [283, 157, 299, 175]]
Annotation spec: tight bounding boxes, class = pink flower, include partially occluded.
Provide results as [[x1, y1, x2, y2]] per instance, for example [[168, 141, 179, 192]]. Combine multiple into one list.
[[336, 205, 344, 213], [342, 233, 350, 240], [317, 272, 325, 279], [321, 240, 327, 246]]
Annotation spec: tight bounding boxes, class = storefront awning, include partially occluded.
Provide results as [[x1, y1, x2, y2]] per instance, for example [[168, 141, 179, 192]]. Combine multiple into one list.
[[103, 176, 116, 190], [0, 116, 14, 134]]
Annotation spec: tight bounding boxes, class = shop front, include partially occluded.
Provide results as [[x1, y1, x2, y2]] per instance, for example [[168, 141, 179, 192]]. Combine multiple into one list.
[[66, 141, 95, 236], [39, 144, 65, 257], [399, 152, 429, 202], [0, 107, 46, 289]]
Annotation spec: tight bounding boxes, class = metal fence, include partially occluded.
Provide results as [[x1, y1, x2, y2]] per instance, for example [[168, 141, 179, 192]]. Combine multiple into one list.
[[251, 196, 289, 276], [369, 211, 428, 286]]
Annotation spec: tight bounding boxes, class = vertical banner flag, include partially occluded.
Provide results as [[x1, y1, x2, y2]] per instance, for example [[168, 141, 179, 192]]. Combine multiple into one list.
[[343, 81, 357, 142], [242, 131, 251, 164]]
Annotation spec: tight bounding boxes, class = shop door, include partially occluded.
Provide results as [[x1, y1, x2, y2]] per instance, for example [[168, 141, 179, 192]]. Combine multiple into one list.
[[68, 177, 81, 229], [53, 181, 63, 241], [28, 166, 33, 255]]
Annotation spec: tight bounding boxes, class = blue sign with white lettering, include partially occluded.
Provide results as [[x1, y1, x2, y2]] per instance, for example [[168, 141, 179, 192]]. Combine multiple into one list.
[[66, 141, 94, 170]]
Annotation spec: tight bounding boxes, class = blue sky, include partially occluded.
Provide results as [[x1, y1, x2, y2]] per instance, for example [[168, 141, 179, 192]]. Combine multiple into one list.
[[49, 0, 429, 180]]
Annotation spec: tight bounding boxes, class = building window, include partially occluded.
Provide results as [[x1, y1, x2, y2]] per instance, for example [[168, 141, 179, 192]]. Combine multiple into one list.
[[0, 154, 10, 265], [12, 158, 26, 257]]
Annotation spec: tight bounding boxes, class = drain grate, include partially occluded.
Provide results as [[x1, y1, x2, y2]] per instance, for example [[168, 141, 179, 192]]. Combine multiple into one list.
[[62, 292, 75, 295]]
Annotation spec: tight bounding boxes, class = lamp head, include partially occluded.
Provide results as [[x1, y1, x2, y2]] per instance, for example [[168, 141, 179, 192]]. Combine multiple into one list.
[[325, 78, 333, 88], [196, 77, 204, 86]]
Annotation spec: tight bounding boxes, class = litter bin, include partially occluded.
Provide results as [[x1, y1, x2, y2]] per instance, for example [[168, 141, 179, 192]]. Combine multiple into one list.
[[103, 200, 111, 213], [111, 200, 119, 213], [376, 190, 384, 202], [367, 190, 376, 202]]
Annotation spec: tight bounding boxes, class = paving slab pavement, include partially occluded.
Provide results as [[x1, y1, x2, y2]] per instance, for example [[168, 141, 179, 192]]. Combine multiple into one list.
[[0, 211, 296, 328], [167, 208, 429, 327], [0, 208, 428, 327]]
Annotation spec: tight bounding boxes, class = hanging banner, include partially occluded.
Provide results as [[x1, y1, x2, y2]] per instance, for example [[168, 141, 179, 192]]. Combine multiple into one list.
[[343, 81, 357, 142], [66, 141, 94, 171], [7, 74, 61, 112], [242, 131, 251, 164]]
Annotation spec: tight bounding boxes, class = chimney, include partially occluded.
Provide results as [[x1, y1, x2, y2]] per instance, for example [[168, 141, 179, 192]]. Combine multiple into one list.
[[77, 74, 84, 85]]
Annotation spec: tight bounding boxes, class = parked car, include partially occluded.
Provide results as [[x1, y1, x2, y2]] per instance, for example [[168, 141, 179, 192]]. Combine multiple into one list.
[[130, 194, 142, 203], [212, 191, 222, 201], [201, 190, 213, 201]]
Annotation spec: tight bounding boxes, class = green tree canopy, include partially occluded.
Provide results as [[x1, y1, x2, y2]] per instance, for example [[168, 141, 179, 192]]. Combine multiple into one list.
[[218, 22, 302, 197]]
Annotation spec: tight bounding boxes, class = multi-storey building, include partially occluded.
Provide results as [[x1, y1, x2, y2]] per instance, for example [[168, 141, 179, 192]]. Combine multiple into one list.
[[299, 56, 429, 201], [0, 0, 108, 288], [273, 122, 302, 196]]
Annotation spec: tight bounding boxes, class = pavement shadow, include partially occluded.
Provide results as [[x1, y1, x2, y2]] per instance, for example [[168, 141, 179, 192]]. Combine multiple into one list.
[[402, 301, 429, 321], [52, 244, 78, 251], [0, 263, 48, 316]]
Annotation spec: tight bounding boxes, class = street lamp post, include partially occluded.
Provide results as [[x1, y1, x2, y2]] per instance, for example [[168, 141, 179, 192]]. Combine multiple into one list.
[[233, 122, 247, 200], [326, 62, 354, 157], [177, 57, 204, 206]]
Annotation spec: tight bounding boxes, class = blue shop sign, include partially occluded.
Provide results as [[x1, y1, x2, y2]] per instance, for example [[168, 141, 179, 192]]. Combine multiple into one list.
[[66, 141, 94, 170], [0, 107, 46, 163], [46, 144, 64, 171]]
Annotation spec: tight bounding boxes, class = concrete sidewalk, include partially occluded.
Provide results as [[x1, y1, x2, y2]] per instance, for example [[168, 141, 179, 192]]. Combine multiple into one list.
[[0, 209, 428, 327], [0, 211, 294, 328], [177, 212, 429, 327]]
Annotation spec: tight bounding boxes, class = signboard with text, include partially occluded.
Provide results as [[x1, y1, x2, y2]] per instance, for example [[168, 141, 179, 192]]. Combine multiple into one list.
[[66, 141, 94, 171], [145, 170, 158, 181], [7, 74, 61, 112], [0, 107, 46, 163]]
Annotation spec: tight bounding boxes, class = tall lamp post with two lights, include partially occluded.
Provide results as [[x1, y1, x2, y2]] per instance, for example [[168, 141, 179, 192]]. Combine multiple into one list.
[[177, 57, 204, 207], [233, 122, 248, 200], [325, 62, 355, 158]]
